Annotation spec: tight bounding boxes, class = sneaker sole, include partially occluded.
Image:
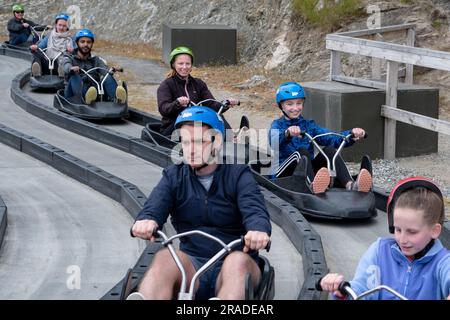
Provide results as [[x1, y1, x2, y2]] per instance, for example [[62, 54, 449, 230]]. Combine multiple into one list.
[[85, 87, 97, 105], [116, 86, 127, 104], [312, 167, 330, 194], [31, 62, 41, 77], [357, 169, 372, 192]]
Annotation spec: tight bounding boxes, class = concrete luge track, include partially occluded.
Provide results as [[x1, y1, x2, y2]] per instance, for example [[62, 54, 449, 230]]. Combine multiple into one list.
[[0, 132, 145, 299], [0, 52, 313, 299]]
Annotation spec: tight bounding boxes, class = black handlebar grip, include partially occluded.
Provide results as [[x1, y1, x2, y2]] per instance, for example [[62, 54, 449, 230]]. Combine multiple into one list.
[[237, 100, 241, 106], [315, 277, 324, 291], [363, 132, 368, 139], [265, 240, 271, 252], [117, 68, 124, 72], [129, 227, 135, 238], [338, 281, 351, 296]]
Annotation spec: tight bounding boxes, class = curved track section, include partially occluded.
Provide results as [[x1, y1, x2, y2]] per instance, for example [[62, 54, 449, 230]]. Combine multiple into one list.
[[1, 53, 310, 299], [0, 135, 145, 299]]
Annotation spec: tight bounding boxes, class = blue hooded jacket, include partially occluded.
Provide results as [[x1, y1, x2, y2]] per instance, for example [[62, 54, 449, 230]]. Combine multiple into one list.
[[135, 164, 272, 259], [269, 116, 353, 167], [345, 237, 450, 300]]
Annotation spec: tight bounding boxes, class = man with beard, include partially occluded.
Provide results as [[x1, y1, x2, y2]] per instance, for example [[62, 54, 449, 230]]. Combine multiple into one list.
[[62, 28, 126, 105]]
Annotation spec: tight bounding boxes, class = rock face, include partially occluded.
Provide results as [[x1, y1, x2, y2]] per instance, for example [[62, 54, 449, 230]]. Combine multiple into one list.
[[1, 0, 450, 82]]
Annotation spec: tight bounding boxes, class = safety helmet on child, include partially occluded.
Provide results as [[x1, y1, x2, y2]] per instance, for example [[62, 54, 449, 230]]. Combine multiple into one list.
[[55, 13, 70, 24], [276, 82, 306, 106], [169, 46, 194, 65], [174, 106, 225, 137], [386, 176, 443, 234], [12, 4, 24, 13], [75, 29, 95, 43]]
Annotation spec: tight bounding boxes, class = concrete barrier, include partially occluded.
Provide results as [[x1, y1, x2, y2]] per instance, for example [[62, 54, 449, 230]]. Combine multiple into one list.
[[0, 197, 7, 253], [162, 23, 237, 66], [302, 81, 439, 161]]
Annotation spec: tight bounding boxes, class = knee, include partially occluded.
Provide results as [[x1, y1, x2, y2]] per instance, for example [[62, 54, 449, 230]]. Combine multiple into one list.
[[221, 252, 253, 275]]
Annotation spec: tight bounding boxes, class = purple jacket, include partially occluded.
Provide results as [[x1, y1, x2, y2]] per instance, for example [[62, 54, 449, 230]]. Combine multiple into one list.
[[157, 75, 222, 134]]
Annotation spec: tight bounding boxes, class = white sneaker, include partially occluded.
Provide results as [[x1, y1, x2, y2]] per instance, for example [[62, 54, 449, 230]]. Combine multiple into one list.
[[126, 292, 145, 300]]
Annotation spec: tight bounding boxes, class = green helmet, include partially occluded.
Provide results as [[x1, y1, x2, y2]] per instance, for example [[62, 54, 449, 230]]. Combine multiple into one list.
[[12, 4, 24, 13], [169, 46, 194, 65]]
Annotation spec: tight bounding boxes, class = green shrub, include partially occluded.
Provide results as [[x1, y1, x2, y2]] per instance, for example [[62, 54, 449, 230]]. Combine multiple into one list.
[[292, 0, 364, 31]]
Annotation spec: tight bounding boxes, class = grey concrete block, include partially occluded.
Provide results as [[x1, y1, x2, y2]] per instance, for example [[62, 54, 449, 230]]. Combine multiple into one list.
[[163, 23, 237, 66], [0, 125, 22, 151], [21, 136, 63, 166], [130, 139, 172, 168], [52, 151, 89, 184], [121, 185, 147, 219], [0, 198, 7, 252], [302, 81, 439, 161], [86, 167, 124, 202]]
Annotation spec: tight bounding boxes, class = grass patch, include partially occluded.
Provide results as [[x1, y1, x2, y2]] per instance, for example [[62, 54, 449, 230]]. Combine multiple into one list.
[[292, 0, 364, 31], [93, 39, 161, 61]]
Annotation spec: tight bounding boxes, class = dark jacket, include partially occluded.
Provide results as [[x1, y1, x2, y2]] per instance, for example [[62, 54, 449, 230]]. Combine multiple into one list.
[[7, 17, 40, 41], [62, 49, 108, 81], [135, 164, 272, 259], [157, 75, 222, 134], [269, 116, 354, 165]]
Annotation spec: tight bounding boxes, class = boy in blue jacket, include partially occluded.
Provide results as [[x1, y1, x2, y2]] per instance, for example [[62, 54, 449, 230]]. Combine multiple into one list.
[[131, 106, 271, 300], [269, 81, 371, 194], [320, 177, 450, 300]]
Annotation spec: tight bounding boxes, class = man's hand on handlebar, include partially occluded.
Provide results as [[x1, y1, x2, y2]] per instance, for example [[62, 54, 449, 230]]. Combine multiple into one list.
[[243, 231, 270, 253], [320, 273, 346, 299], [131, 219, 159, 242], [351, 128, 366, 141], [70, 66, 80, 74], [23, 23, 30, 28], [30, 44, 37, 51]]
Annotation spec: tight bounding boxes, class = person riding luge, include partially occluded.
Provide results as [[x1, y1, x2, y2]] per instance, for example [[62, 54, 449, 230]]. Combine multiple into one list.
[[269, 81, 372, 194], [157, 46, 239, 137], [131, 106, 271, 300], [7, 4, 48, 47], [30, 13, 75, 79], [62, 28, 126, 105], [319, 177, 450, 300]]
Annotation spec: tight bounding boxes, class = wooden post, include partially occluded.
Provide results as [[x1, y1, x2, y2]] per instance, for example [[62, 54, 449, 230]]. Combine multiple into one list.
[[372, 33, 383, 80], [384, 61, 399, 159], [330, 50, 342, 81], [405, 27, 416, 84]]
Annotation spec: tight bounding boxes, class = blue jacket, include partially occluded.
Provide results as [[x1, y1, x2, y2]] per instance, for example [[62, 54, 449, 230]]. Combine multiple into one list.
[[269, 116, 353, 166], [135, 164, 272, 259], [346, 237, 450, 300]]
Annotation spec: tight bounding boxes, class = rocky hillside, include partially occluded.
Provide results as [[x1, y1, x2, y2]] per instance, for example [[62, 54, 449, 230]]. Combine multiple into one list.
[[1, 0, 450, 108]]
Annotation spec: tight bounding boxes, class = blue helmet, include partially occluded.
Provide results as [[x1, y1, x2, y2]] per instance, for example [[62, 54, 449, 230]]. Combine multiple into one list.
[[75, 29, 95, 42], [55, 13, 70, 23], [175, 106, 225, 137], [276, 82, 306, 105]]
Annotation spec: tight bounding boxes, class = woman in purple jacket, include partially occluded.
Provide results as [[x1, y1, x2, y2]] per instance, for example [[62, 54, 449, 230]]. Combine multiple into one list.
[[157, 46, 239, 136]]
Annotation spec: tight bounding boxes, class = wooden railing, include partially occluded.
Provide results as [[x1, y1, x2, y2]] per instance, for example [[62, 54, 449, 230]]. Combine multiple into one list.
[[326, 24, 450, 159]]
